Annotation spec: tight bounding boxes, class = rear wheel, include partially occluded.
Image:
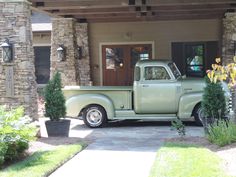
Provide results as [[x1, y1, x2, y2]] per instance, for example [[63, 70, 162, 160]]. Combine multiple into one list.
[[193, 105, 204, 126], [82, 105, 107, 128]]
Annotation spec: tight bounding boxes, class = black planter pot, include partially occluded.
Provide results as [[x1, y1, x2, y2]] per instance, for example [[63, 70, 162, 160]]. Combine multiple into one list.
[[45, 119, 71, 137]]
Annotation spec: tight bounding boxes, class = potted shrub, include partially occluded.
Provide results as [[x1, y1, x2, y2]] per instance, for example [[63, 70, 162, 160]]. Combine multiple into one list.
[[44, 72, 70, 137], [201, 76, 227, 131]]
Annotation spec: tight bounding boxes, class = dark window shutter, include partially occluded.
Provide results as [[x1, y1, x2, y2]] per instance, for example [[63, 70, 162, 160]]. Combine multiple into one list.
[[171, 42, 184, 75], [206, 41, 219, 71]]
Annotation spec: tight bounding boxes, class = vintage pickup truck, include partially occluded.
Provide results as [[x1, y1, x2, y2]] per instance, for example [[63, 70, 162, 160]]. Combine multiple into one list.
[[63, 60, 231, 128]]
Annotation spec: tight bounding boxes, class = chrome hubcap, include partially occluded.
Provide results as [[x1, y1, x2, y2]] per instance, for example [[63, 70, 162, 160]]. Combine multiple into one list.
[[86, 108, 102, 126]]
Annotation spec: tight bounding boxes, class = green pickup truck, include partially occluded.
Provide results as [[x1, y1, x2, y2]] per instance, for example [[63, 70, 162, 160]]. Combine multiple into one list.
[[63, 60, 231, 128]]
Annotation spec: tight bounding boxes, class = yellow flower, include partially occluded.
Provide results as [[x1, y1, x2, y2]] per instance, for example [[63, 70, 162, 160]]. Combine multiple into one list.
[[215, 57, 221, 63], [233, 56, 236, 63]]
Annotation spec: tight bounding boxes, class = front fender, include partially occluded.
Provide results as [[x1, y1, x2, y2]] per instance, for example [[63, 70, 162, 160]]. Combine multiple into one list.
[[66, 94, 115, 119], [178, 92, 202, 119]]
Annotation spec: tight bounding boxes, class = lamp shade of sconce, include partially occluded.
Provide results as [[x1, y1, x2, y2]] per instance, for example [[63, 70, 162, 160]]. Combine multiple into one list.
[[1, 38, 13, 62], [57, 45, 65, 61], [77, 46, 82, 59]]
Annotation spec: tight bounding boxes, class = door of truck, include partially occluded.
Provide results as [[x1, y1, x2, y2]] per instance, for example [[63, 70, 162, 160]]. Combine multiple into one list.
[[137, 66, 178, 114]]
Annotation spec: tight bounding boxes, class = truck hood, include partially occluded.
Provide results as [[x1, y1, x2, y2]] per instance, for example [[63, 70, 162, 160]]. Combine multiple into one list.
[[181, 77, 231, 96], [181, 77, 205, 92]]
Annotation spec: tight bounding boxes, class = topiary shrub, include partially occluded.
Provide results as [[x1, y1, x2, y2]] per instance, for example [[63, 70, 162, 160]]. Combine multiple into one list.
[[202, 77, 226, 120], [44, 72, 66, 121]]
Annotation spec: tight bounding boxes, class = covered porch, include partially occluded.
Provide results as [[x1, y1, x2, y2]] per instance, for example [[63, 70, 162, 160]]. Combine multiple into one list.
[[0, 0, 236, 117]]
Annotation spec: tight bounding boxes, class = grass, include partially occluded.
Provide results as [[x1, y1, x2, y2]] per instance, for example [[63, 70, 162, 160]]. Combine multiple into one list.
[[149, 142, 231, 177], [0, 143, 84, 177]]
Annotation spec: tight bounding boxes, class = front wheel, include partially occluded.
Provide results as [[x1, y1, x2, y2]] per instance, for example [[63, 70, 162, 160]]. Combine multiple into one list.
[[193, 105, 204, 126], [82, 105, 107, 128]]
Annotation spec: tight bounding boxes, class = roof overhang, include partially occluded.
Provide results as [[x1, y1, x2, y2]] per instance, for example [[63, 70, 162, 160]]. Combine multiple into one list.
[[29, 0, 236, 23]]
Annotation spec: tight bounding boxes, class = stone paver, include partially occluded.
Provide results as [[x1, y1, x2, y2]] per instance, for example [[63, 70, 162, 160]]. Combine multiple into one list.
[[40, 119, 204, 177]]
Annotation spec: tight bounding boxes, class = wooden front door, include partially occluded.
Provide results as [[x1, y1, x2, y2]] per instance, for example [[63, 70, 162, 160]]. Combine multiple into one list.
[[102, 44, 152, 86]]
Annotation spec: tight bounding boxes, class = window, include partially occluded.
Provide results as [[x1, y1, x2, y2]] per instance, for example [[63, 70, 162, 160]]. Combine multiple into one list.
[[168, 63, 181, 79], [134, 67, 140, 81], [185, 44, 204, 77], [105, 47, 124, 69], [34, 46, 50, 84], [172, 41, 218, 78], [144, 66, 170, 80]]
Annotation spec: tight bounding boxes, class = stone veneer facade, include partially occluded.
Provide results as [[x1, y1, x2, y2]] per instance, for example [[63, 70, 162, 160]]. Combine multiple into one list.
[[0, 0, 38, 120], [222, 12, 236, 114], [76, 23, 92, 86], [222, 12, 236, 64], [51, 18, 91, 86]]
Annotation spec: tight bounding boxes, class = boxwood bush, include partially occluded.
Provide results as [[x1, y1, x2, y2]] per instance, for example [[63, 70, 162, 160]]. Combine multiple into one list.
[[0, 106, 37, 166]]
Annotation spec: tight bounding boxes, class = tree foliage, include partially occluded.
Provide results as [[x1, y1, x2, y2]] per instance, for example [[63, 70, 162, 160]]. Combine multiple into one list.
[[44, 72, 66, 121], [201, 77, 226, 119]]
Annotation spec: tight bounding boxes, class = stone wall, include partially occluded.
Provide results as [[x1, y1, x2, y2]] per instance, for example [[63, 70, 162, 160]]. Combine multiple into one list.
[[222, 13, 236, 64], [51, 18, 91, 86], [50, 18, 79, 86], [222, 12, 236, 114], [0, 0, 38, 120], [75, 23, 92, 86]]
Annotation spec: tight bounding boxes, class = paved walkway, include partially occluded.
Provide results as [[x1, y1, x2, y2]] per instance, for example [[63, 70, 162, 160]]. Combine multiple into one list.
[[40, 119, 204, 177]]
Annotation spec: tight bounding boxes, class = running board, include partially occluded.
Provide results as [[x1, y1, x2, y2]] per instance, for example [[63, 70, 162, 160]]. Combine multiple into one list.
[[114, 110, 177, 120]]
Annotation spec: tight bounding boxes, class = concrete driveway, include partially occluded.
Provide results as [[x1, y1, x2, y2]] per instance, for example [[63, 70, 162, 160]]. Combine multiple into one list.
[[40, 119, 204, 177]]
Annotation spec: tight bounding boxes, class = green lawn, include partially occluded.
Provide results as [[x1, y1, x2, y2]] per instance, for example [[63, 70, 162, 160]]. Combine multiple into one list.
[[0, 143, 85, 177], [149, 142, 231, 177]]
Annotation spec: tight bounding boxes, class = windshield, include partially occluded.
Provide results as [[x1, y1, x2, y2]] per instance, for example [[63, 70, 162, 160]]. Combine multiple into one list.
[[168, 62, 181, 79]]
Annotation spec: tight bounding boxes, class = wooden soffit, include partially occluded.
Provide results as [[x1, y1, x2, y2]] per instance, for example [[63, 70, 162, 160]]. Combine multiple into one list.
[[30, 0, 236, 22]]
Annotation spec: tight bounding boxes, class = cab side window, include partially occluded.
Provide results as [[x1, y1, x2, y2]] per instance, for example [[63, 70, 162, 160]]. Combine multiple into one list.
[[144, 66, 170, 80]]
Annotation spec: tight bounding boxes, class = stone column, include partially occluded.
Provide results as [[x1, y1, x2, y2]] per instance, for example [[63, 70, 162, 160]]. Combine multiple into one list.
[[222, 12, 236, 115], [75, 23, 92, 86], [0, 0, 38, 120], [222, 12, 236, 64], [50, 18, 79, 86]]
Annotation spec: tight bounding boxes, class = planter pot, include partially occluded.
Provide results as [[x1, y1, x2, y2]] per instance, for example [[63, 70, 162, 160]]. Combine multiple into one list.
[[45, 119, 71, 137]]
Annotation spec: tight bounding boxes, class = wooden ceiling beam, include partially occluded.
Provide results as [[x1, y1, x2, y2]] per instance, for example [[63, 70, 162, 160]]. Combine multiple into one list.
[[85, 14, 224, 23], [31, 0, 235, 9]]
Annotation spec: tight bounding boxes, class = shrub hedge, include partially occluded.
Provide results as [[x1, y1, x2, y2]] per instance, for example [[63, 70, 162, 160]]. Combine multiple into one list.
[[0, 106, 37, 167]]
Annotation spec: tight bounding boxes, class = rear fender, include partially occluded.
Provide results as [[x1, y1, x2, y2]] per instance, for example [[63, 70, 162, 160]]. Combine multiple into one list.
[[66, 94, 115, 119], [178, 92, 202, 119]]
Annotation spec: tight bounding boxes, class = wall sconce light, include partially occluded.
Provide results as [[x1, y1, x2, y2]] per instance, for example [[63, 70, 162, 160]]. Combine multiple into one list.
[[1, 38, 13, 62], [77, 46, 82, 59], [57, 45, 65, 61]]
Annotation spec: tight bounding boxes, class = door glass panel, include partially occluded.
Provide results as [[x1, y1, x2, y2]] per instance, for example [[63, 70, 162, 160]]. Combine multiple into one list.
[[106, 48, 124, 70], [131, 46, 150, 68], [185, 44, 204, 77]]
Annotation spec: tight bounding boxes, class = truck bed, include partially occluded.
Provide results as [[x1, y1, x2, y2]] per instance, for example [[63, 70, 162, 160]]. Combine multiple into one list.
[[63, 86, 133, 110]]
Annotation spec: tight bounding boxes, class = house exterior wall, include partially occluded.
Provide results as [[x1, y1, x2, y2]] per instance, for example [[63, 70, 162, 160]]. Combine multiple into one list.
[[33, 32, 51, 46], [89, 19, 221, 85]]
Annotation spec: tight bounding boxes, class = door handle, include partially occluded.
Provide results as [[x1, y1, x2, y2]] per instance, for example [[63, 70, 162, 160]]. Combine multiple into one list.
[[184, 88, 192, 91], [142, 84, 149, 87]]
